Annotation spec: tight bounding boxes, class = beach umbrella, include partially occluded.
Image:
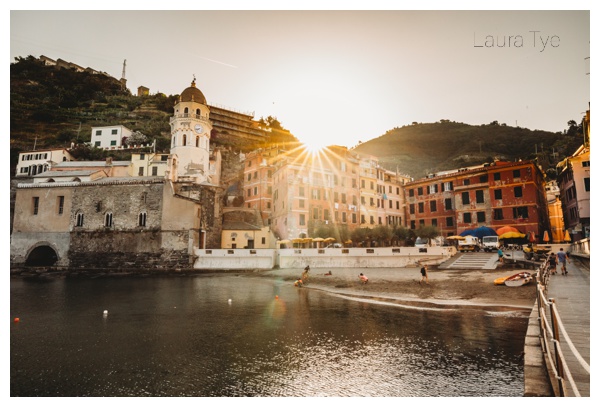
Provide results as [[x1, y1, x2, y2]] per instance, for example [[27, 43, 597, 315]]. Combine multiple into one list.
[[496, 226, 521, 236], [447, 235, 466, 240], [564, 230, 571, 242], [459, 229, 475, 237], [543, 231, 550, 243], [498, 231, 526, 240], [472, 226, 497, 239]]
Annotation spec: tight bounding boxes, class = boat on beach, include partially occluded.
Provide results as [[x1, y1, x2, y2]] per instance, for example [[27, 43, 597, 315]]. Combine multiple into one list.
[[499, 272, 533, 287]]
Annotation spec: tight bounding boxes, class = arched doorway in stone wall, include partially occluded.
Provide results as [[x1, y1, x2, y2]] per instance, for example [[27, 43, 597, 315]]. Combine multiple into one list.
[[25, 245, 59, 266]]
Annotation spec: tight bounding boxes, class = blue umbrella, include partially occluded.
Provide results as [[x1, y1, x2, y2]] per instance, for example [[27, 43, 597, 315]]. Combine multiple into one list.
[[460, 227, 498, 239], [472, 226, 497, 239]]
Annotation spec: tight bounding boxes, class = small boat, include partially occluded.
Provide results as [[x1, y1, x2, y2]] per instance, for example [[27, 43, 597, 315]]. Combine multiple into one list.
[[504, 272, 533, 287]]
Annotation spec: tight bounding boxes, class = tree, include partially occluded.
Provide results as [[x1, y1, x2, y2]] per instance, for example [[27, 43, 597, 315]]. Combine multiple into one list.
[[124, 131, 149, 146], [415, 225, 440, 244]]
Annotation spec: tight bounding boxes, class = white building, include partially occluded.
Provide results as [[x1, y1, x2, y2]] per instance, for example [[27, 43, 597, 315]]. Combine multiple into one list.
[[15, 148, 74, 177], [90, 125, 133, 149]]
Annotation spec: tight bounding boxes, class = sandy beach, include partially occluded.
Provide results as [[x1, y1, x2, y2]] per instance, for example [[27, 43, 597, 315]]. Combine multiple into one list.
[[260, 263, 538, 310]]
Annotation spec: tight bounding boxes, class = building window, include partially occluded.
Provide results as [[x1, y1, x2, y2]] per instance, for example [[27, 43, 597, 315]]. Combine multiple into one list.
[[463, 179, 470, 186], [494, 189, 502, 200], [57, 196, 64, 215], [299, 186, 305, 197], [110, 140, 117, 146], [442, 181, 453, 191], [105, 212, 113, 227], [299, 199, 305, 208], [513, 169, 521, 179], [313, 208, 319, 220], [419, 219, 425, 226], [76, 212, 84, 227], [370, 216, 375, 225], [409, 189, 414, 197], [432, 218, 438, 227], [352, 213, 357, 223], [463, 212, 472, 223], [479, 175, 488, 183], [417, 187, 423, 196], [445, 198, 452, 210], [493, 208, 504, 220], [494, 172, 501, 181], [196, 136, 200, 147], [138, 167, 144, 176], [361, 215, 366, 224], [462, 192, 470, 205], [476, 211, 486, 222], [514, 186, 523, 198], [139, 212, 147, 227], [247, 189, 251, 197], [96, 130, 102, 136], [410, 220, 416, 229], [513, 207, 529, 219], [342, 212, 347, 223], [446, 217, 454, 227], [476, 190, 484, 203], [409, 204, 415, 214], [418, 202, 424, 213], [430, 200, 437, 212], [95, 141, 101, 147], [32, 197, 39, 215], [262, 237, 266, 245], [582, 161, 590, 167], [254, 187, 258, 196], [111, 129, 118, 135], [584, 177, 590, 191], [299, 214, 305, 226], [152, 167, 158, 176]]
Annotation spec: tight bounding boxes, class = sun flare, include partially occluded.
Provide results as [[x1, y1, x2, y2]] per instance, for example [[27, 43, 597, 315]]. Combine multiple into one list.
[[301, 139, 327, 155]]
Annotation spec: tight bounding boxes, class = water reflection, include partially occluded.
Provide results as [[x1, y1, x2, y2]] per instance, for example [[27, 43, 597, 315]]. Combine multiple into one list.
[[11, 275, 528, 396]]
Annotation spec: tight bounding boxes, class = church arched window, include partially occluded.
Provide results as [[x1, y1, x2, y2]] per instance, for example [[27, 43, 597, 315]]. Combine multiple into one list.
[[184, 107, 189, 114], [183, 134, 187, 146], [196, 136, 199, 147], [196, 108, 201, 117], [138, 212, 147, 227], [172, 136, 176, 147], [105, 212, 113, 228]]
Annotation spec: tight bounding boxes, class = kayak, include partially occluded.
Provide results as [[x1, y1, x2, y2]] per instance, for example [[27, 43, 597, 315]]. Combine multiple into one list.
[[503, 272, 533, 287]]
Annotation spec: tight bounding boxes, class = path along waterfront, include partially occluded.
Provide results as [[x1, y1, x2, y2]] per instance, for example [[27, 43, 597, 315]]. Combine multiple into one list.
[[545, 255, 591, 397]]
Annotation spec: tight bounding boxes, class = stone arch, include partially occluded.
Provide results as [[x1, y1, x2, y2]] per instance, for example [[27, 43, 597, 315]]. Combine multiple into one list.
[[25, 242, 60, 266]]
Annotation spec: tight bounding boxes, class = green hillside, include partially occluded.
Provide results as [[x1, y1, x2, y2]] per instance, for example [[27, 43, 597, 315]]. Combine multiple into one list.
[[352, 120, 583, 179]]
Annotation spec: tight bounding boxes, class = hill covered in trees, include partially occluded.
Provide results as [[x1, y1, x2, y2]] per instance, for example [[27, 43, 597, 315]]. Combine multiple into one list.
[[352, 120, 584, 179]]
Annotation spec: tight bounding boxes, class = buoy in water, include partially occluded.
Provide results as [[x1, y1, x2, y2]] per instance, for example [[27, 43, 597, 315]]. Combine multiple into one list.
[[14, 317, 20, 323], [228, 299, 232, 303], [275, 295, 279, 299]]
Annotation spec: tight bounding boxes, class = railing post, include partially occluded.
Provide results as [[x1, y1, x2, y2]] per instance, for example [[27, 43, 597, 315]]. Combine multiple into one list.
[[549, 298, 565, 396]]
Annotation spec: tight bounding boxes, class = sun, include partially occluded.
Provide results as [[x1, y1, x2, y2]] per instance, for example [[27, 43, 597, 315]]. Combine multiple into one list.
[[301, 138, 327, 155]]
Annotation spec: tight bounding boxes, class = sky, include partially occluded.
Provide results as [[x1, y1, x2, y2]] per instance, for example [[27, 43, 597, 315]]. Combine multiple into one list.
[[8, 3, 591, 151]]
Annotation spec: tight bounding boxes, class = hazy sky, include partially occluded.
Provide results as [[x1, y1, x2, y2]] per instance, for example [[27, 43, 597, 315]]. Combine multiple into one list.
[[9, 5, 591, 150]]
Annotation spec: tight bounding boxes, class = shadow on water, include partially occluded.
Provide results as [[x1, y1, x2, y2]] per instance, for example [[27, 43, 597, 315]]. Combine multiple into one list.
[[11, 274, 528, 397]]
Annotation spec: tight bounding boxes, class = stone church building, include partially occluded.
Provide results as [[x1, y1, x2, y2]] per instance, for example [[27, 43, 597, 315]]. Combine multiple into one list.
[[10, 79, 224, 270]]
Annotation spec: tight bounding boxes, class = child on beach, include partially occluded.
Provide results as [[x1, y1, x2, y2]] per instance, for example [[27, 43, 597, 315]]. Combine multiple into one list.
[[359, 273, 368, 284], [419, 264, 429, 285]]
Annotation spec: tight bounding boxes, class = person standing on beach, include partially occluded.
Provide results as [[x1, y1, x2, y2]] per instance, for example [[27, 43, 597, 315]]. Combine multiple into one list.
[[557, 248, 570, 275], [359, 273, 369, 284], [419, 264, 429, 284]]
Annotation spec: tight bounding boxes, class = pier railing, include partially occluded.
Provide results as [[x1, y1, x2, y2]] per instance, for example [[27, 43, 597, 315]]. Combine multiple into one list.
[[535, 258, 590, 397]]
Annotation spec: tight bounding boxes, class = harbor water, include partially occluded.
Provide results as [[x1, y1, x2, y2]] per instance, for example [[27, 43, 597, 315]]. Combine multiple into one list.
[[10, 274, 529, 397]]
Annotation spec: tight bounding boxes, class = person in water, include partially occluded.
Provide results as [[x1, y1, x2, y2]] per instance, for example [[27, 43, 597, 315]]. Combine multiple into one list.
[[359, 273, 368, 284], [294, 278, 304, 287]]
